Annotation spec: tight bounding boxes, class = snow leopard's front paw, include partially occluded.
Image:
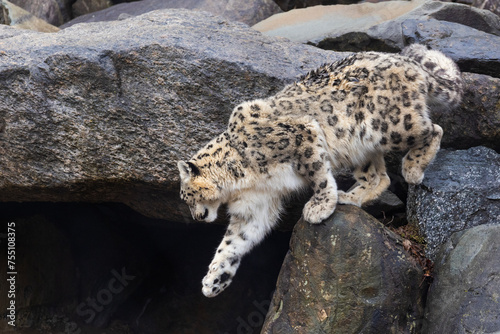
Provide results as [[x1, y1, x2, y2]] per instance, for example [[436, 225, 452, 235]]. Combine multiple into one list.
[[303, 197, 336, 224], [202, 271, 233, 297], [202, 258, 239, 297]]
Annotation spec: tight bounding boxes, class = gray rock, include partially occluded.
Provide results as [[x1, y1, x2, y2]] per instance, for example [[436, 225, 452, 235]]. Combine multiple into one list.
[[399, 18, 500, 77], [0, 9, 347, 222], [433, 72, 500, 152], [407, 147, 500, 260], [423, 224, 500, 333], [262, 205, 425, 334], [0, 0, 60, 32], [9, 0, 72, 26], [363, 190, 405, 218], [62, 0, 282, 28], [411, 0, 500, 36], [439, 0, 500, 17], [72, 0, 113, 18]]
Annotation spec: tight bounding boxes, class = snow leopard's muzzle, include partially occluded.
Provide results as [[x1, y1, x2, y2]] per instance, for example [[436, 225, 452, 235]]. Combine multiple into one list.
[[191, 207, 208, 221], [190, 202, 220, 223]]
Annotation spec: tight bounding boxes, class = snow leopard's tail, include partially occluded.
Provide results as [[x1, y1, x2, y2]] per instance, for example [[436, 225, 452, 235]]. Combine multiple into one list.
[[401, 44, 463, 109]]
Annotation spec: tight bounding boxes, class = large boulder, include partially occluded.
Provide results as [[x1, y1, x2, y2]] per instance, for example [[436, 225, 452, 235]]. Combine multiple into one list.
[[407, 147, 500, 260], [423, 224, 500, 333], [62, 0, 283, 28], [254, 1, 500, 77], [262, 205, 426, 334], [0, 9, 347, 222]]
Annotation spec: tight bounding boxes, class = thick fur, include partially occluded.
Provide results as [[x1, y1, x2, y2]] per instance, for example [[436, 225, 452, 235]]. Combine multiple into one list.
[[178, 45, 463, 297]]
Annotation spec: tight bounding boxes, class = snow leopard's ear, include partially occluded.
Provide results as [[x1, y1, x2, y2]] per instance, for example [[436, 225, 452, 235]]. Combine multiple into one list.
[[178, 161, 200, 181]]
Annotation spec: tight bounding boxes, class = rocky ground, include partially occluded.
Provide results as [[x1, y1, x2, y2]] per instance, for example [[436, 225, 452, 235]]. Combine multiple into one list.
[[0, 0, 499, 333]]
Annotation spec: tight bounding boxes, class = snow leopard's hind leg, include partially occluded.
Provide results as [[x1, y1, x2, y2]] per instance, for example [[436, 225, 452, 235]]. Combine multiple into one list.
[[338, 153, 390, 206], [402, 123, 443, 185]]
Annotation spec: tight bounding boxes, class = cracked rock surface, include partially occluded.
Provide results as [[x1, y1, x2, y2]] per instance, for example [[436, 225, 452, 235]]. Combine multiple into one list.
[[407, 146, 500, 260]]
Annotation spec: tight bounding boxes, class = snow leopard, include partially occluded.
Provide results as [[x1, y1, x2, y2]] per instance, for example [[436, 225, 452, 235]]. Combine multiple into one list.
[[178, 44, 463, 297]]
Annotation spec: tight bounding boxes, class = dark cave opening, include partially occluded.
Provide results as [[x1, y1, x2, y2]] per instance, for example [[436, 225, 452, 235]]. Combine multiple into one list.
[[0, 202, 292, 333]]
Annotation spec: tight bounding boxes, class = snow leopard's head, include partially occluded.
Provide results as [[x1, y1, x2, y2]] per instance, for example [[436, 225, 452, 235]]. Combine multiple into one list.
[[177, 161, 222, 223]]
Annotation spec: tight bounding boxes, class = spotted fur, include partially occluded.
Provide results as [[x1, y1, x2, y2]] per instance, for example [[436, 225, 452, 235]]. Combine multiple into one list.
[[178, 45, 463, 297]]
